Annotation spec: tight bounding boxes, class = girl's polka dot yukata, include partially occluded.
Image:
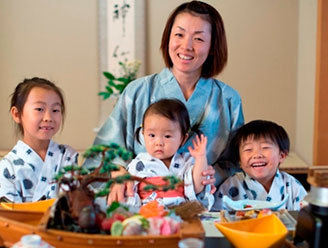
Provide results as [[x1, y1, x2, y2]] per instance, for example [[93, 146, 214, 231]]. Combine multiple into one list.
[[0, 140, 78, 202]]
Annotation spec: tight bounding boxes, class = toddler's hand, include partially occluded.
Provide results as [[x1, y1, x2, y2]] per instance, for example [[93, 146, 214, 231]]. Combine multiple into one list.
[[188, 134, 207, 158], [107, 166, 134, 205]]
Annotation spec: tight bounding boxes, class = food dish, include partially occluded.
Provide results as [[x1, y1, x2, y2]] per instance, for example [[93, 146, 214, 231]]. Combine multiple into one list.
[[222, 194, 289, 211], [0, 208, 204, 248]]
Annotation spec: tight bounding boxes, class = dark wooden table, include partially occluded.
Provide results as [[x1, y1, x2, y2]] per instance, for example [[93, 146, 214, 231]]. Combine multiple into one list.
[[205, 237, 234, 247]]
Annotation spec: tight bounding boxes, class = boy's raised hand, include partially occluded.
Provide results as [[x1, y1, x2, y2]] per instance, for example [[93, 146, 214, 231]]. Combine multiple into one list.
[[188, 134, 207, 158]]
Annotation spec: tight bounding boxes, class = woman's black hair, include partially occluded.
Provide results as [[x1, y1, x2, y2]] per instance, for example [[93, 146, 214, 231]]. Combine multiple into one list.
[[135, 98, 191, 144], [219, 120, 290, 166], [160, 0, 227, 78]]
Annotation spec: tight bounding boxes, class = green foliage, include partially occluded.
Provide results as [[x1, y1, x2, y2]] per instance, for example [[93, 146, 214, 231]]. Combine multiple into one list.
[[54, 142, 182, 210], [143, 185, 158, 191], [106, 201, 121, 215], [140, 217, 150, 230], [95, 174, 132, 198], [55, 143, 133, 183], [83, 144, 133, 175], [99, 60, 141, 100], [83, 143, 132, 163]]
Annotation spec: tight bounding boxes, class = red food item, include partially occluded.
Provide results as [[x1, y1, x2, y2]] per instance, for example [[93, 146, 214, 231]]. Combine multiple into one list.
[[112, 213, 126, 222], [101, 218, 116, 231], [243, 204, 252, 209], [101, 213, 126, 231], [95, 212, 106, 229], [235, 211, 245, 217]]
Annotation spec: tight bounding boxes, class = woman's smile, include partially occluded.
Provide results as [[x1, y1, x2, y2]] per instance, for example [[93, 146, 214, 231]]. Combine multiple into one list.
[[169, 12, 211, 78]]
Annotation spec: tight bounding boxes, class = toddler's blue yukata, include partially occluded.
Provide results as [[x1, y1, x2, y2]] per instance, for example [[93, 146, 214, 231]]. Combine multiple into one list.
[[0, 140, 78, 202]]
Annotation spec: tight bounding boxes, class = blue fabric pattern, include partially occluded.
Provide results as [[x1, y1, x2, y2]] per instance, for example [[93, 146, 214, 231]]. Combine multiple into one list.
[[0, 140, 78, 202], [213, 170, 307, 211], [84, 68, 244, 170], [126, 152, 214, 209]]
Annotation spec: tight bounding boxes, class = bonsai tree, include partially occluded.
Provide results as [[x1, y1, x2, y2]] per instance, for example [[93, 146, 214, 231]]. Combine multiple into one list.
[[50, 143, 182, 233]]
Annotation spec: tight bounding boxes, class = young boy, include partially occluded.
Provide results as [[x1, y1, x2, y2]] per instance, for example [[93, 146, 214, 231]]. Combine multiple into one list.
[[212, 120, 307, 211]]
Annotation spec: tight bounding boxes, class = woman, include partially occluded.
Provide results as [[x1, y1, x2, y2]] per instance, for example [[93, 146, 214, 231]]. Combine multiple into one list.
[[84, 1, 244, 205]]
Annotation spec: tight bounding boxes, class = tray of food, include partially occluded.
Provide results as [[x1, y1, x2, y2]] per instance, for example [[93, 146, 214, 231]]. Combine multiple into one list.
[[0, 144, 205, 248], [220, 209, 297, 231], [0, 200, 205, 248], [199, 208, 297, 238]]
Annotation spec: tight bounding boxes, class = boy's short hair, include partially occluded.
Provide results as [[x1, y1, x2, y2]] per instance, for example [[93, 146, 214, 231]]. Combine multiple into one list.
[[220, 120, 290, 165]]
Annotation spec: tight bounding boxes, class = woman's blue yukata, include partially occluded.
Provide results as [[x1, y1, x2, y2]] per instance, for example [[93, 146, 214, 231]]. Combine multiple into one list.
[[84, 68, 244, 180], [83, 68, 244, 208], [0, 140, 78, 202]]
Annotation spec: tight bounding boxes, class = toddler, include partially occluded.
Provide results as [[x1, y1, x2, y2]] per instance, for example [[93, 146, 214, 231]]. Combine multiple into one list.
[[126, 98, 214, 208]]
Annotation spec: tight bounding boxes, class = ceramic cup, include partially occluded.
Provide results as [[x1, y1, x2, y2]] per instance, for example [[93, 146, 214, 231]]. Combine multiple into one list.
[[178, 238, 204, 248]]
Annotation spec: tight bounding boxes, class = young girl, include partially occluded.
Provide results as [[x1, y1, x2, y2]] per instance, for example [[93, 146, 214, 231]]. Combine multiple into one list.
[[212, 120, 307, 211], [0, 77, 78, 203], [126, 98, 214, 208]]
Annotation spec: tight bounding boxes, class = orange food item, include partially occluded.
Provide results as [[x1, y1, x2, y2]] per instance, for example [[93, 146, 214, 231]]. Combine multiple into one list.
[[139, 201, 167, 218], [257, 209, 273, 218]]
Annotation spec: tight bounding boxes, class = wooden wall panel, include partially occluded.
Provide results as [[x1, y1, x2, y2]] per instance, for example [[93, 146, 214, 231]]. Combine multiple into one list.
[[313, 0, 328, 164]]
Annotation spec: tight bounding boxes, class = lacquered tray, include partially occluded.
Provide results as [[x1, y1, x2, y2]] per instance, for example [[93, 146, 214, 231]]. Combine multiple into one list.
[[0, 208, 204, 248]]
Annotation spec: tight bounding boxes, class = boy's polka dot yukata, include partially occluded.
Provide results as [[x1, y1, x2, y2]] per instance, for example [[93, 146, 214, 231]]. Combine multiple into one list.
[[212, 170, 307, 211], [0, 140, 78, 202]]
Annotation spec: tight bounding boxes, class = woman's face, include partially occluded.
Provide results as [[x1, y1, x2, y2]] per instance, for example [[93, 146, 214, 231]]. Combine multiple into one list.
[[169, 12, 212, 78]]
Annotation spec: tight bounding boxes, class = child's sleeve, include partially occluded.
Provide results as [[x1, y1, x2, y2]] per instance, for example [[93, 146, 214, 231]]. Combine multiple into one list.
[[183, 164, 197, 201], [290, 176, 308, 210], [0, 158, 21, 202], [182, 154, 216, 209], [60, 145, 79, 167], [212, 177, 235, 211]]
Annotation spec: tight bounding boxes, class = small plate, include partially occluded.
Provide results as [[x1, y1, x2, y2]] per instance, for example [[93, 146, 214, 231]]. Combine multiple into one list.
[[222, 194, 289, 211]]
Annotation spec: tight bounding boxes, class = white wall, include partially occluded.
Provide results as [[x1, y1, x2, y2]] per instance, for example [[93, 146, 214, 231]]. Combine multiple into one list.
[[295, 0, 317, 164], [0, 0, 316, 164], [147, 0, 299, 148], [0, 0, 99, 150]]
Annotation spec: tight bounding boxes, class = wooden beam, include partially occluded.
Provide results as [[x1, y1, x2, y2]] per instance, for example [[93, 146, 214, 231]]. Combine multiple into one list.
[[313, 0, 328, 164]]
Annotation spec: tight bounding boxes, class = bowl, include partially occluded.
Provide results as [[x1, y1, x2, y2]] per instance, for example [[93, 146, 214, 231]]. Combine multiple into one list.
[[215, 214, 288, 248], [0, 199, 55, 212]]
